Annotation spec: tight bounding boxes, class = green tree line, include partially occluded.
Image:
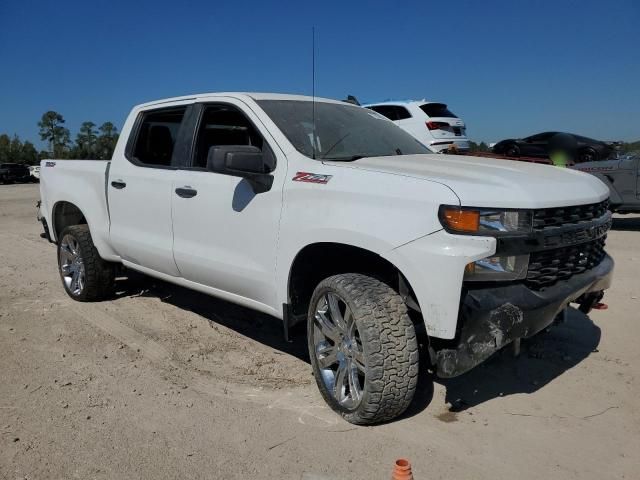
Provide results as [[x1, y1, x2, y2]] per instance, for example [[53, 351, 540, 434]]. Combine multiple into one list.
[[0, 111, 119, 165], [468, 141, 490, 152], [2, 111, 639, 164], [619, 141, 640, 154], [0, 134, 40, 165]]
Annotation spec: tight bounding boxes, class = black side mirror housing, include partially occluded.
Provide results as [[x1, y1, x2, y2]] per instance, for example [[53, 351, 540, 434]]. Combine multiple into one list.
[[207, 145, 274, 193]]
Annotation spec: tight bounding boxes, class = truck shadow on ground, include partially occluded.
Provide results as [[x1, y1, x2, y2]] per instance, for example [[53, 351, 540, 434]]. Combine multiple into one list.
[[437, 307, 601, 413], [113, 271, 436, 417], [114, 273, 598, 418], [611, 216, 640, 231], [114, 271, 310, 362]]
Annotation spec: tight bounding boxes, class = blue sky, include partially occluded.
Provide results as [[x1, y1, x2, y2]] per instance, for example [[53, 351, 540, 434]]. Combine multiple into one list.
[[0, 0, 638, 147]]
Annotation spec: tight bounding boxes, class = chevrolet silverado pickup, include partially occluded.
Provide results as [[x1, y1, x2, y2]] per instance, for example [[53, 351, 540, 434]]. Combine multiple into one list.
[[38, 93, 614, 424]]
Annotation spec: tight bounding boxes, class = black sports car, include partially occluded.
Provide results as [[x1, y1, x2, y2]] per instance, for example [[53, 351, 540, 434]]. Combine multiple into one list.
[[492, 132, 613, 163]]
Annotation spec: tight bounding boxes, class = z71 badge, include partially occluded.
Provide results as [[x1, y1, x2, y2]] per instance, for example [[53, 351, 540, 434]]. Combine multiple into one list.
[[292, 172, 332, 184]]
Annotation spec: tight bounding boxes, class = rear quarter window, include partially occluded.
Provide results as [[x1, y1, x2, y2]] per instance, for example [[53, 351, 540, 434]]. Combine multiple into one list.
[[367, 105, 396, 120], [366, 105, 412, 121]]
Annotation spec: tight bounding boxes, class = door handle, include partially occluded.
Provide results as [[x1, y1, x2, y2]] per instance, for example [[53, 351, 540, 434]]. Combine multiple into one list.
[[111, 180, 126, 189], [175, 187, 197, 198]]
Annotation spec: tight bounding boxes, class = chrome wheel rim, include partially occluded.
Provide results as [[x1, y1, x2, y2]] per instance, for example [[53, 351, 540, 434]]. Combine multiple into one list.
[[313, 292, 366, 410], [59, 234, 85, 296]]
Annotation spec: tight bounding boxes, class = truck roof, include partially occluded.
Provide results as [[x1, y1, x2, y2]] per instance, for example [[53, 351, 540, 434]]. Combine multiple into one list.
[[136, 92, 346, 109]]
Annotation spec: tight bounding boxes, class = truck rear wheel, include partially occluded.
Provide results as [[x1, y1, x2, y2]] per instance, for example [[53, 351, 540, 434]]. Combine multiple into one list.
[[307, 273, 419, 424], [57, 225, 115, 301]]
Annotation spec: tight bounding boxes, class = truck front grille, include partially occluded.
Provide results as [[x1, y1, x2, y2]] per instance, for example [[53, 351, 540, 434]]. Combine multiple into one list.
[[533, 199, 610, 230], [526, 236, 607, 289], [525, 200, 610, 290]]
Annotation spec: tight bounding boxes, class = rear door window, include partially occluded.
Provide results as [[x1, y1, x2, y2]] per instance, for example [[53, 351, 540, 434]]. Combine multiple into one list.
[[419, 103, 457, 118], [129, 107, 187, 167]]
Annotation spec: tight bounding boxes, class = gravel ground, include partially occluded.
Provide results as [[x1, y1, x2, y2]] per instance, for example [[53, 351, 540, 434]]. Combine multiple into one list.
[[1, 183, 638, 479]]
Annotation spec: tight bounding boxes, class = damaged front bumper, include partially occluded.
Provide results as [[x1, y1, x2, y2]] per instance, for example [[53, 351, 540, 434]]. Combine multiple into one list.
[[434, 254, 614, 378]]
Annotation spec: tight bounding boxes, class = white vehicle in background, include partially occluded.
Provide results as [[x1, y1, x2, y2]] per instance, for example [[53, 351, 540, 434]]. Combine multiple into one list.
[[29, 165, 40, 181], [363, 100, 470, 152]]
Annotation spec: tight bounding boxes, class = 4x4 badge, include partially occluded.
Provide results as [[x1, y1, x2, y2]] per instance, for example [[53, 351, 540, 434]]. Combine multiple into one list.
[[292, 172, 332, 184]]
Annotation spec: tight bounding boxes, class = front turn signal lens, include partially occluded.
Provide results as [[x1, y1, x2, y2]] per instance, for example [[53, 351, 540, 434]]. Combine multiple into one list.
[[440, 207, 480, 233], [439, 206, 533, 235]]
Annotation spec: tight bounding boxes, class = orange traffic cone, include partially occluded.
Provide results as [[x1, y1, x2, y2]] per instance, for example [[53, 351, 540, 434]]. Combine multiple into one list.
[[392, 458, 413, 480]]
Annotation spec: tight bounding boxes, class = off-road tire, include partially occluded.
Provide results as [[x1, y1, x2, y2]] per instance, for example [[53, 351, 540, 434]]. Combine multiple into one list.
[[307, 273, 419, 425], [57, 225, 115, 301]]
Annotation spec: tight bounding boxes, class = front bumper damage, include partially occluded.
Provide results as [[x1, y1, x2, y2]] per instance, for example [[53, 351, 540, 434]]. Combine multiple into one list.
[[434, 254, 614, 378]]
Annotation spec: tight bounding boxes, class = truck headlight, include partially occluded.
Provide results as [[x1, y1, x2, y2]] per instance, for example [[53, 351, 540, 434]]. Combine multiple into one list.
[[438, 205, 533, 281], [464, 254, 529, 281], [438, 206, 533, 235]]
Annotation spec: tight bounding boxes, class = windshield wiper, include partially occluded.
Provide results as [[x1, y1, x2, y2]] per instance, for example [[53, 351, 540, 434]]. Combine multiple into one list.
[[321, 155, 364, 162]]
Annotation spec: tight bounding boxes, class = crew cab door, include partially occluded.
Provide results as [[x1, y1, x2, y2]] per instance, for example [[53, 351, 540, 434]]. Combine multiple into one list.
[[171, 101, 285, 311], [108, 104, 194, 276]]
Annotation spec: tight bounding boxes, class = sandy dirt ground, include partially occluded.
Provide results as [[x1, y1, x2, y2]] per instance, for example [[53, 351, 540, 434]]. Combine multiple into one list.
[[1, 183, 638, 480]]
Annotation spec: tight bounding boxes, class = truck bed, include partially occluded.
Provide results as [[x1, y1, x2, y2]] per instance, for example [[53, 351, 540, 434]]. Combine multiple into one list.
[[38, 159, 114, 258]]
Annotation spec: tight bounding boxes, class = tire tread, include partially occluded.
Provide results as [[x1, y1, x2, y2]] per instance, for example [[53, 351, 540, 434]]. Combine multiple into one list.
[[308, 273, 419, 425], [58, 225, 114, 302]]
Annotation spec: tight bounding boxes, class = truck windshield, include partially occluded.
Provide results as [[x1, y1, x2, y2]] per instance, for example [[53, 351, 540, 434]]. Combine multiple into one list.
[[257, 100, 431, 160]]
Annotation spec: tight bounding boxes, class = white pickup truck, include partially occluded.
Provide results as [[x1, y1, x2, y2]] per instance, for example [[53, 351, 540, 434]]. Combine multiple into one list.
[[38, 93, 614, 424]]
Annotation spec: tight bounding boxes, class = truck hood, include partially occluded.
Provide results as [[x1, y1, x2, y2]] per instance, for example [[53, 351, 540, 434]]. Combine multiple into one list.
[[327, 154, 609, 209]]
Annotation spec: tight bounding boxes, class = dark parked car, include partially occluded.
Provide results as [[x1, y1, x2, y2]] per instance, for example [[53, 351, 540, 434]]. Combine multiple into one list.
[[0, 163, 31, 183], [492, 132, 613, 163]]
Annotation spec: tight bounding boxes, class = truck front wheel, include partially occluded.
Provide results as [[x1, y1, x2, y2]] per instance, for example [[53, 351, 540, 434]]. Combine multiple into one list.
[[57, 225, 115, 301], [307, 273, 419, 424]]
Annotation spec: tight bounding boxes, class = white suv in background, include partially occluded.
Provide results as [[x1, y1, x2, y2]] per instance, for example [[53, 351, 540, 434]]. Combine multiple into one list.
[[363, 100, 470, 152]]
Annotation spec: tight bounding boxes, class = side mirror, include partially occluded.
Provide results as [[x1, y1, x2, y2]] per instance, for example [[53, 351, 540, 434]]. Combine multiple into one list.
[[207, 145, 274, 194]]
